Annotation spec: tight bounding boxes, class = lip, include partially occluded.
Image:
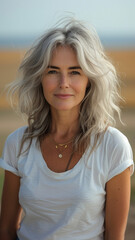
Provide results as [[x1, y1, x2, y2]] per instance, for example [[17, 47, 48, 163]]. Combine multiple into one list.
[[54, 94, 73, 99]]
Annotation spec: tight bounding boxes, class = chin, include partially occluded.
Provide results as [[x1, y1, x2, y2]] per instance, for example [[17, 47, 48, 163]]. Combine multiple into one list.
[[52, 103, 80, 112]]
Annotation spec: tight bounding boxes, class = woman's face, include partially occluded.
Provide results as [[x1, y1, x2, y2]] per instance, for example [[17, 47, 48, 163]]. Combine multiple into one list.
[[42, 45, 88, 112]]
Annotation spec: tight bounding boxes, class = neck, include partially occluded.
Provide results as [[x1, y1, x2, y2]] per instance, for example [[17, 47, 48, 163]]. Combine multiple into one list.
[[50, 109, 80, 142]]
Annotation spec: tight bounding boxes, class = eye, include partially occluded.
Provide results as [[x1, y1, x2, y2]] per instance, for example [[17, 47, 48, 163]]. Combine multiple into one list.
[[48, 70, 58, 74], [70, 71, 81, 75]]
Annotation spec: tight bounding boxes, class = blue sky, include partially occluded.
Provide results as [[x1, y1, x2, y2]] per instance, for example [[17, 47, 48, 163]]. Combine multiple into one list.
[[0, 0, 135, 47]]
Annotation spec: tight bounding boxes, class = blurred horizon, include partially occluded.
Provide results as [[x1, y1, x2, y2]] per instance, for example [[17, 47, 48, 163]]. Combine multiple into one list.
[[1, 0, 135, 49], [0, 35, 135, 49]]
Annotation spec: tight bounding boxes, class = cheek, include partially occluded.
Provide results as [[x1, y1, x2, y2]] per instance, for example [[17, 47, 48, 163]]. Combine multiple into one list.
[[74, 81, 88, 95], [41, 83, 51, 101], [42, 78, 56, 93]]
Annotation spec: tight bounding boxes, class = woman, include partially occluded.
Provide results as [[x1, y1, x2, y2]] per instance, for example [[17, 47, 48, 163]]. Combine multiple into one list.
[[0, 18, 134, 240]]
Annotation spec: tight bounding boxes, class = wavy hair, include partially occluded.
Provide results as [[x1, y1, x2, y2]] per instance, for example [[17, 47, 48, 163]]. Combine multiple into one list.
[[8, 18, 122, 154]]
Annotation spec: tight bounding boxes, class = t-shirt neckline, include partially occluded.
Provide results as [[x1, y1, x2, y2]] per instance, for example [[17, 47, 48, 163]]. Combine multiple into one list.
[[34, 138, 88, 179]]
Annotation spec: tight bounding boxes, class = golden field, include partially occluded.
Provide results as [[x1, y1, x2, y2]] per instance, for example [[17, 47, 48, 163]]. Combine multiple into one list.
[[108, 50, 135, 106], [0, 49, 135, 108]]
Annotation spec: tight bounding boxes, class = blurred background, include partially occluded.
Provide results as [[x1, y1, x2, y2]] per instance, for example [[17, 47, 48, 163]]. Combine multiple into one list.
[[0, 0, 135, 238]]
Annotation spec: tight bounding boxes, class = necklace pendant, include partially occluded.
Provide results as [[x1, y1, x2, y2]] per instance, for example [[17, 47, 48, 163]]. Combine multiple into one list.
[[59, 153, 62, 158]]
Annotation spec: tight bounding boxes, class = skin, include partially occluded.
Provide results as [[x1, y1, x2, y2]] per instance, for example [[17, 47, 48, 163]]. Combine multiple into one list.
[[0, 172, 22, 240], [0, 45, 131, 239], [42, 45, 89, 142], [105, 168, 131, 239], [40, 45, 89, 172], [42, 45, 89, 113]]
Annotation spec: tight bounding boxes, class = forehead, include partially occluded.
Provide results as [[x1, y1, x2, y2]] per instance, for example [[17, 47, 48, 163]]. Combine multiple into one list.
[[49, 45, 79, 65]]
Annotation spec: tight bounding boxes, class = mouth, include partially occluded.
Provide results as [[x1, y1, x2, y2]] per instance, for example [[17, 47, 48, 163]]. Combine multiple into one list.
[[54, 94, 73, 99]]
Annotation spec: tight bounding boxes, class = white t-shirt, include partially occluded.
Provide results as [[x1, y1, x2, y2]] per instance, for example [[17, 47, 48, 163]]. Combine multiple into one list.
[[0, 126, 134, 240]]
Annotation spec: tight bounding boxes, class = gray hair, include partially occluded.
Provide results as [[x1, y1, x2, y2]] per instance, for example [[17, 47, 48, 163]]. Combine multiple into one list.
[[9, 18, 122, 153]]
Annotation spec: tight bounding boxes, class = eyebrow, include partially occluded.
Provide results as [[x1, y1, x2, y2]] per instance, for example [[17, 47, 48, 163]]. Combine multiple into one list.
[[48, 65, 82, 70]]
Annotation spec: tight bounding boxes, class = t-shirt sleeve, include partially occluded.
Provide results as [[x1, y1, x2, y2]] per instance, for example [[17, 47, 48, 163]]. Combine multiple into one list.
[[0, 127, 26, 176], [106, 128, 134, 182]]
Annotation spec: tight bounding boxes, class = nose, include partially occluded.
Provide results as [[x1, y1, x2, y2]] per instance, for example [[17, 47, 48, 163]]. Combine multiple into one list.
[[59, 73, 69, 88]]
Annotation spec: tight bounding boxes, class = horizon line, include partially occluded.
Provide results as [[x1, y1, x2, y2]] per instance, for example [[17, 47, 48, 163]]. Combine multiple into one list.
[[0, 35, 135, 49]]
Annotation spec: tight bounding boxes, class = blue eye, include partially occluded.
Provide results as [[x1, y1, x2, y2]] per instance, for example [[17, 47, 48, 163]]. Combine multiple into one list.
[[48, 70, 58, 74], [70, 71, 80, 75]]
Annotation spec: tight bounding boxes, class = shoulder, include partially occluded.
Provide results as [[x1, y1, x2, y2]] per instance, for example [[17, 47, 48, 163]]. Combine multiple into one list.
[[3, 126, 28, 160], [102, 127, 134, 180], [103, 127, 131, 151], [6, 126, 27, 147], [0, 126, 28, 175], [102, 127, 133, 162]]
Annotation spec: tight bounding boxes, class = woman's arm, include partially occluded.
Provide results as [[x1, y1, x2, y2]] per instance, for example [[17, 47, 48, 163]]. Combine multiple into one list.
[[0, 171, 22, 240], [105, 167, 131, 240]]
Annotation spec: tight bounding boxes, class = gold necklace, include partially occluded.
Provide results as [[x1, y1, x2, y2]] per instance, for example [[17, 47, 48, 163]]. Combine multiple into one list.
[[51, 137, 73, 158]]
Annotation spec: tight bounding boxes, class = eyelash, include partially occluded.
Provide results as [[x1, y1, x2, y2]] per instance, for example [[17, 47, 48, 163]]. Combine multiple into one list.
[[48, 70, 58, 74], [47, 70, 81, 75], [70, 71, 80, 75]]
